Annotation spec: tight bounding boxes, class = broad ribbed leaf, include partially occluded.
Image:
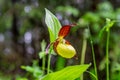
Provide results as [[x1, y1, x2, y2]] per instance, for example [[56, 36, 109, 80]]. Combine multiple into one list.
[[42, 64, 90, 80], [45, 9, 61, 42]]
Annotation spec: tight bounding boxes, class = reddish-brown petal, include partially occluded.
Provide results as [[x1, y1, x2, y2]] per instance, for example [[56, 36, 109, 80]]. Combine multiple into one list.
[[53, 38, 59, 54], [58, 25, 71, 38], [65, 40, 71, 45]]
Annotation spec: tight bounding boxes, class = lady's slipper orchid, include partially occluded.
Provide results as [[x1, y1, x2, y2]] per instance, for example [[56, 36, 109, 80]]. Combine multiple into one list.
[[53, 25, 76, 58]]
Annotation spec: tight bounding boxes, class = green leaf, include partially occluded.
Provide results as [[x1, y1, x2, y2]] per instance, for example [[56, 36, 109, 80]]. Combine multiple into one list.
[[86, 71, 97, 80], [41, 40, 46, 51], [21, 66, 34, 72], [45, 8, 61, 42], [105, 18, 115, 31], [42, 64, 90, 80], [39, 51, 46, 59], [99, 18, 115, 39], [39, 40, 47, 59]]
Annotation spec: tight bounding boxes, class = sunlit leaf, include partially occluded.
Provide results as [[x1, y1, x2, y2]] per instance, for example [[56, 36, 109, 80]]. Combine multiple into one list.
[[45, 8, 61, 42], [42, 64, 90, 80]]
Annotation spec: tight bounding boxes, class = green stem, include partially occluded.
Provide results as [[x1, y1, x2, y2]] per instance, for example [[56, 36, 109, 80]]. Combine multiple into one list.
[[80, 37, 87, 80], [81, 38, 87, 64], [55, 56, 66, 71], [47, 53, 51, 74], [106, 30, 110, 80], [42, 54, 46, 74], [47, 48, 52, 74], [90, 39, 98, 80]]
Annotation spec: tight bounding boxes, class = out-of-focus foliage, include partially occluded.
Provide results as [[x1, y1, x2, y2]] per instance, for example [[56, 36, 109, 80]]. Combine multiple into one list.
[[97, 2, 115, 19], [39, 40, 46, 59], [21, 60, 43, 80], [0, 72, 12, 80], [56, 6, 80, 17], [0, 0, 120, 80], [77, 2, 120, 79]]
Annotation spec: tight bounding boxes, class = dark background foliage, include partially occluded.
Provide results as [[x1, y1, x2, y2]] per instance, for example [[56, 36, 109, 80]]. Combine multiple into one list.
[[0, 0, 120, 80]]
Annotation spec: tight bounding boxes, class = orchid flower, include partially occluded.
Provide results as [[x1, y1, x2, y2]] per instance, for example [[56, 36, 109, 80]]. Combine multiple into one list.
[[53, 24, 76, 58]]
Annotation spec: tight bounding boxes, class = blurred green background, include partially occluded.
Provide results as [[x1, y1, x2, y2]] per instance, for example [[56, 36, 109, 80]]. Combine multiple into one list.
[[0, 0, 120, 80]]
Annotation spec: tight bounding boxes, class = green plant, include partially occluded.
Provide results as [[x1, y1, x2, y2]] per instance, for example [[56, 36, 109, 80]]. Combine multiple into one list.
[[42, 9, 91, 80], [89, 28, 98, 80], [39, 40, 47, 74], [45, 8, 62, 74], [21, 60, 43, 80], [99, 18, 115, 80], [20, 6, 117, 80], [77, 2, 120, 79], [20, 40, 47, 80], [80, 28, 89, 80], [42, 64, 90, 80]]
